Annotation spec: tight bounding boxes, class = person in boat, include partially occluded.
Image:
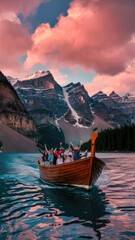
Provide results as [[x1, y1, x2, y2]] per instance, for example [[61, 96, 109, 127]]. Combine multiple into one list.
[[71, 140, 83, 160], [80, 149, 88, 158], [39, 145, 48, 164], [57, 142, 64, 157], [64, 145, 73, 156], [56, 154, 63, 165], [53, 143, 65, 164], [64, 153, 73, 163], [53, 148, 59, 165], [59, 142, 65, 153], [43, 144, 54, 165], [42, 150, 48, 164], [47, 148, 54, 165], [53, 145, 64, 164]]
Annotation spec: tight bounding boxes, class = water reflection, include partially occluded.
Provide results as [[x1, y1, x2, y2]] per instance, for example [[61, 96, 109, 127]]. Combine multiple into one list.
[[0, 177, 110, 240], [37, 186, 110, 239]]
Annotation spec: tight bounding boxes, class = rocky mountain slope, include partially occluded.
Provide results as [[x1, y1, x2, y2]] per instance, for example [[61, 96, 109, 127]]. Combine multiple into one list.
[[12, 71, 67, 146], [91, 91, 133, 126], [0, 124, 38, 153], [8, 70, 135, 145], [14, 71, 68, 119], [63, 83, 94, 127], [11, 71, 96, 144], [13, 72, 95, 127], [0, 71, 36, 137]]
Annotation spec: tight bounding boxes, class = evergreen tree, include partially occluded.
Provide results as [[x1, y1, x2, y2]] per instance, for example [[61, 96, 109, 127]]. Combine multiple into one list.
[[83, 124, 135, 152]]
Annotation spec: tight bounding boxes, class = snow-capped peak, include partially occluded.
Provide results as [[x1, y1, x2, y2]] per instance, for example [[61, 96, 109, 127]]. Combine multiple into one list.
[[22, 70, 50, 80]]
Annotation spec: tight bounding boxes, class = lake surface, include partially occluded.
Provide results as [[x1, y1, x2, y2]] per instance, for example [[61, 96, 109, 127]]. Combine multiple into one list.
[[0, 153, 135, 240]]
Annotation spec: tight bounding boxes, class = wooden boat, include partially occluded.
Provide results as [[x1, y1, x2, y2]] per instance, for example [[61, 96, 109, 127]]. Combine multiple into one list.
[[38, 131, 105, 190]]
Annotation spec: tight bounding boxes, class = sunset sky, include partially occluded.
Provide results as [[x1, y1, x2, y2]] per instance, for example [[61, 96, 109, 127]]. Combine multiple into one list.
[[1, 0, 135, 96]]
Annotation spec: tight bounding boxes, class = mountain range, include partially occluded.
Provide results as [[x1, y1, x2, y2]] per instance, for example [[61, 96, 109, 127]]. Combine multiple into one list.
[[1, 70, 135, 148]]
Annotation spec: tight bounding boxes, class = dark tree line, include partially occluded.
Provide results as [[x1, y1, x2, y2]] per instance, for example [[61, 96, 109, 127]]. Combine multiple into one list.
[[81, 125, 135, 152]]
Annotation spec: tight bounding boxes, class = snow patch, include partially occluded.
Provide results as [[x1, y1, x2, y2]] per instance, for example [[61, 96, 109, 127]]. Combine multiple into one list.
[[63, 87, 80, 124], [55, 119, 61, 132], [79, 95, 85, 104], [63, 87, 88, 128], [22, 70, 50, 80]]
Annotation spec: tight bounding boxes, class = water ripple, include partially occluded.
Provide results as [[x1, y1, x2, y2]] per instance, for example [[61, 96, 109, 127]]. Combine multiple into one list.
[[0, 153, 135, 240]]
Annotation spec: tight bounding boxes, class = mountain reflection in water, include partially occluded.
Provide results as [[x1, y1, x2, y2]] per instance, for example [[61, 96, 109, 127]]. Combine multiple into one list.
[[0, 153, 135, 240]]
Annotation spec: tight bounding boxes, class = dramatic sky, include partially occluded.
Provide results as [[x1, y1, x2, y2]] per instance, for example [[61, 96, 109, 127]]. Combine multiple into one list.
[[1, 0, 135, 96]]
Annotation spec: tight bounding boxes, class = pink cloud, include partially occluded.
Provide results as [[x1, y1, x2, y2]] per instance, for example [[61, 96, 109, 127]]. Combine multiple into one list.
[[0, 19, 32, 77], [0, 0, 46, 17], [49, 68, 68, 86], [25, 0, 135, 76], [0, 0, 47, 77], [84, 62, 135, 96]]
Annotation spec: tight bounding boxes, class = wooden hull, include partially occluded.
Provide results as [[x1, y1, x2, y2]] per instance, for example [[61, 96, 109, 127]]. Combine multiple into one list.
[[38, 156, 105, 190]]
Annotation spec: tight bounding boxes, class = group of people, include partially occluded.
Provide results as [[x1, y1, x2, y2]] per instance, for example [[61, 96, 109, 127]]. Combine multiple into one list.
[[42, 141, 84, 166]]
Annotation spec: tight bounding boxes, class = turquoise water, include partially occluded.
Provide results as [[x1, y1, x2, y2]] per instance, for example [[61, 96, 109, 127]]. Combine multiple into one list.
[[0, 153, 135, 240]]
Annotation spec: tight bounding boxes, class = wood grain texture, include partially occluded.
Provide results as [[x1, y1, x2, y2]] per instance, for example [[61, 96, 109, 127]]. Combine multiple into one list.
[[38, 156, 105, 189]]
